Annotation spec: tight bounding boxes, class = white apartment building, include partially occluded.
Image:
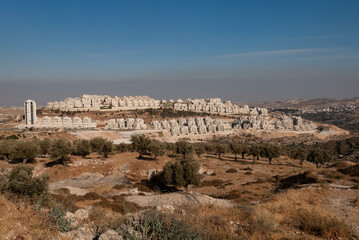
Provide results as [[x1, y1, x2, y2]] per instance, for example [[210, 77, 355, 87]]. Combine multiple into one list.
[[24, 100, 37, 127]]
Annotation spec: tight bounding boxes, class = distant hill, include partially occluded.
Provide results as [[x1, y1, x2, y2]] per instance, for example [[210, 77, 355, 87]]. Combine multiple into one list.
[[240, 97, 359, 109]]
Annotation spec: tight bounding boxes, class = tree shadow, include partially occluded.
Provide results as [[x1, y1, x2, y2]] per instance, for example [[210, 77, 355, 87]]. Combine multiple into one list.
[[45, 158, 69, 167], [8, 158, 36, 164], [136, 155, 156, 161]]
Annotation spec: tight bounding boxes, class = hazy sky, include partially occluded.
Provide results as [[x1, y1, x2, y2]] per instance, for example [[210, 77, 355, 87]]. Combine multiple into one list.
[[1, 0, 359, 106]]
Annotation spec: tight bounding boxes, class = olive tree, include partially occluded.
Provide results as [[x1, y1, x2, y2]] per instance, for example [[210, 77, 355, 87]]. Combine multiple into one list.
[[290, 147, 308, 166], [131, 134, 151, 158], [230, 143, 245, 161], [215, 143, 227, 160], [9, 140, 39, 164], [249, 144, 261, 162], [90, 137, 113, 158], [162, 155, 201, 190], [39, 139, 52, 155], [307, 148, 332, 168], [175, 140, 194, 158], [49, 138, 73, 164], [73, 139, 91, 158], [148, 139, 165, 160], [261, 144, 281, 165], [194, 144, 205, 158]]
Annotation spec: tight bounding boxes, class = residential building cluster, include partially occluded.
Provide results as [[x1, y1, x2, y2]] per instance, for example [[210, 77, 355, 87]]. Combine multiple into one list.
[[34, 116, 97, 129], [46, 95, 161, 111], [150, 117, 231, 136], [104, 118, 147, 130], [173, 98, 268, 115]]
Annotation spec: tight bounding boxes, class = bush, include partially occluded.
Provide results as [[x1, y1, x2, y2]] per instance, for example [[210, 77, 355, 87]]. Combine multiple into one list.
[[162, 155, 201, 189], [6, 165, 49, 202], [5, 134, 19, 140], [47, 203, 73, 232], [120, 210, 203, 240]]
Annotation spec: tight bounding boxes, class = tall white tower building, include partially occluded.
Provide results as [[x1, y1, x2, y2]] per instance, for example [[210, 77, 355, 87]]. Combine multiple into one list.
[[24, 100, 37, 127]]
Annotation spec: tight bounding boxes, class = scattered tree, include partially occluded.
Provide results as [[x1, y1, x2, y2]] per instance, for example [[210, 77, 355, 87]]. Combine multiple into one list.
[[307, 148, 332, 168], [90, 137, 113, 158], [131, 134, 151, 158], [73, 139, 91, 158], [0, 140, 15, 160], [49, 138, 72, 164], [290, 147, 308, 166], [162, 155, 201, 190], [148, 140, 165, 160], [215, 143, 227, 160], [249, 145, 261, 162], [39, 139, 52, 155], [194, 144, 205, 158], [9, 140, 39, 164], [176, 140, 194, 158], [261, 144, 281, 165], [230, 143, 244, 161]]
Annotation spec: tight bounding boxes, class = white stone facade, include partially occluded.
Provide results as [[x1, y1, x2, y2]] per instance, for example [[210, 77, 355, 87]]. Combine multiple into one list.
[[24, 100, 37, 127], [46, 95, 160, 111], [104, 118, 147, 130], [232, 115, 316, 131], [150, 117, 230, 136], [34, 117, 97, 129]]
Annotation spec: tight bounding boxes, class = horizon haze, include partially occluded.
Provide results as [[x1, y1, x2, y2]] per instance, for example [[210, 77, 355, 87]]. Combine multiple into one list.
[[1, 1, 359, 106]]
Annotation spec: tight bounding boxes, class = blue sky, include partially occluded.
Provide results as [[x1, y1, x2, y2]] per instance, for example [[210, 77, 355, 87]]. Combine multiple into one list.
[[0, 0, 358, 105]]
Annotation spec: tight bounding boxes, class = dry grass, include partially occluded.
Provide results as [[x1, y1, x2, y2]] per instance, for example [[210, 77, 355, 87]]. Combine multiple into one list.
[[261, 189, 357, 239], [353, 195, 359, 207], [0, 195, 59, 240], [93, 195, 142, 214]]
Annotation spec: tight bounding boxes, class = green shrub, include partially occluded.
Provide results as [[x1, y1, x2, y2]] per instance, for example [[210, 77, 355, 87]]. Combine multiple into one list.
[[162, 155, 201, 189], [5, 134, 19, 140], [120, 210, 203, 240], [47, 203, 73, 232], [6, 165, 49, 202]]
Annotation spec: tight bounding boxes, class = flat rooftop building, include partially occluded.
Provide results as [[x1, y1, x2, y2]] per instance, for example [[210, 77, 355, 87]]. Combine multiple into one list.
[[24, 99, 37, 127]]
